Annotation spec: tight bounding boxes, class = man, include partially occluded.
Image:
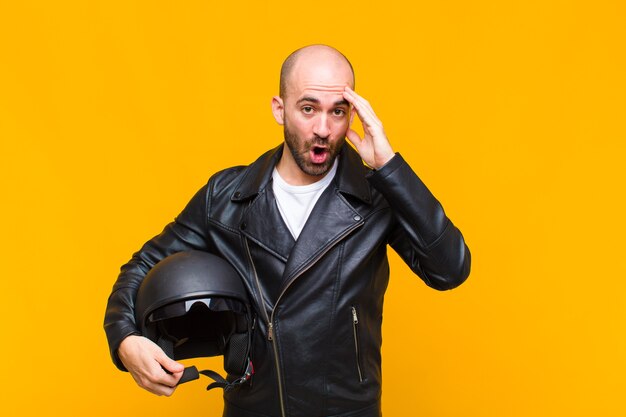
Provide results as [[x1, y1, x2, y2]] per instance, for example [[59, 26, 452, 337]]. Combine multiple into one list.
[[104, 45, 471, 417]]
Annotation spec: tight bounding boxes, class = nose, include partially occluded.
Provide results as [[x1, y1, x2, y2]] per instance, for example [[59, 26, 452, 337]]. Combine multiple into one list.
[[313, 114, 331, 139]]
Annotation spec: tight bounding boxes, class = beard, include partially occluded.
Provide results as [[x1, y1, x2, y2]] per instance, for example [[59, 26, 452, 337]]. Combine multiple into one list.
[[283, 119, 344, 177]]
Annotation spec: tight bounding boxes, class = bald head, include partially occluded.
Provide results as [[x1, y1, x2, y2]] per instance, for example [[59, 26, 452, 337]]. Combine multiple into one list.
[[279, 45, 355, 99]]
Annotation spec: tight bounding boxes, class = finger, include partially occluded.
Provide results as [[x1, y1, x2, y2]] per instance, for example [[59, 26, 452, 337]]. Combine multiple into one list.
[[343, 87, 369, 116], [152, 362, 183, 387], [345, 129, 363, 147], [157, 387, 177, 397], [343, 87, 380, 127], [148, 367, 181, 391], [131, 365, 179, 396], [137, 348, 183, 388], [345, 101, 375, 134], [159, 368, 184, 387], [143, 379, 177, 397], [345, 97, 380, 133], [155, 348, 185, 374]]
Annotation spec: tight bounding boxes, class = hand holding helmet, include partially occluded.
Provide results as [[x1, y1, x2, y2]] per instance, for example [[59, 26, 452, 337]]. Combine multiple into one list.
[[118, 334, 184, 396]]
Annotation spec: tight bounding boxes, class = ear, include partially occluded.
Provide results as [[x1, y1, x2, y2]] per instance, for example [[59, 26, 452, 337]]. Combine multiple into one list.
[[349, 106, 356, 127], [271, 96, 285, 125]]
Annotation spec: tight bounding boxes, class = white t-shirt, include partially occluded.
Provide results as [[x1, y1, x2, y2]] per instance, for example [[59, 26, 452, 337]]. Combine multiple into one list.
[[272, 160, 338, 240]]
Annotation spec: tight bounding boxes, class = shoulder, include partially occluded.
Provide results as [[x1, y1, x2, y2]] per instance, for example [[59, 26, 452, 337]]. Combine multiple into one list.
[[206, 144, 283, 203], [209, 165, 247, 191]]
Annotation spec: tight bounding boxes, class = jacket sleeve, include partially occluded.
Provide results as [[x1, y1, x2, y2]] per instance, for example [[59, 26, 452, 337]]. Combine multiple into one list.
[[367, 153, 471, 290], [103, 181, 212, 370]]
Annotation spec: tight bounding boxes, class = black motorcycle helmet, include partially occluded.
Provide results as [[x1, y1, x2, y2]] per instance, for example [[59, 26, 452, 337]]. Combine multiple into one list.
[[135, 251, 254, 390]]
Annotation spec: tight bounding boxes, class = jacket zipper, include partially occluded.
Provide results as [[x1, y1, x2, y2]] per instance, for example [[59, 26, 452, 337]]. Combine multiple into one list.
[[244, 220, 363, 417], [244, 237, 271, 326], [244, 237, 286, 417], [351, 306, 364, 383]]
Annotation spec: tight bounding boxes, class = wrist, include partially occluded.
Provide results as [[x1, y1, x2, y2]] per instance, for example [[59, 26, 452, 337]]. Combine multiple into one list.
[[373, 151, 396, 170], [118, 333, 141, 356]]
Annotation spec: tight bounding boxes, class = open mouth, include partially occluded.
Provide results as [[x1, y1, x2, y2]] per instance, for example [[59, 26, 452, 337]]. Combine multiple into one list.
[[310, 145, 329, 164]]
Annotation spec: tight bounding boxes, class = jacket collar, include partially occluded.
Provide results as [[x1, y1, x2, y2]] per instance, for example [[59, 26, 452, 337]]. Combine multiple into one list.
[[231, 142, 372, 204]]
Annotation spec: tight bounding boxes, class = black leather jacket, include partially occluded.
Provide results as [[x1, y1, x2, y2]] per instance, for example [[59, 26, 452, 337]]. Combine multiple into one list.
[[104, 144, 471, 417]]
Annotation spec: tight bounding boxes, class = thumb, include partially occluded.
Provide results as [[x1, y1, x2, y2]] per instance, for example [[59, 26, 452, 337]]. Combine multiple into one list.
[[345, 129, 363, 148], [154, 348, 184, 374]]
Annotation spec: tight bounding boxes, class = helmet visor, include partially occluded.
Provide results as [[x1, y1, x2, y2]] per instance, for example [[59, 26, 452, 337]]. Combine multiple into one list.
[[149, 297, 246, 322]]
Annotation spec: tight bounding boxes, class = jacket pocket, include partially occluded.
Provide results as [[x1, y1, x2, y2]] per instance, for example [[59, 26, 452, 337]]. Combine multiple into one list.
[[351, 306, 364, 383]]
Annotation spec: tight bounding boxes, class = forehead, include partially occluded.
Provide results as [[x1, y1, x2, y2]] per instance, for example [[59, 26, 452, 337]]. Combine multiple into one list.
[[296, 82, 348, 103]]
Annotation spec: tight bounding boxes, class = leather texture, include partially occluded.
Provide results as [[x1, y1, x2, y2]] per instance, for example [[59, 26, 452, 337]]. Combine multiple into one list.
[[104, 143, 471, 417]]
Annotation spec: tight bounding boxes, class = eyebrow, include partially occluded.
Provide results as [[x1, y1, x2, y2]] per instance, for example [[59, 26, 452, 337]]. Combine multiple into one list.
[[296, 97, 350, 107]]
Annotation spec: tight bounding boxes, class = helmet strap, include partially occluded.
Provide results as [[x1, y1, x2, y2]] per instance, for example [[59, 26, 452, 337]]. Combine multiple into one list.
[[155, 321, 254, 392], [174, 359, 255, 392]]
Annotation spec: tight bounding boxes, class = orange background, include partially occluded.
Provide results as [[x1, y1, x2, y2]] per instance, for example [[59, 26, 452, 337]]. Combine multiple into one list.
[[1, 1, 625, 416]]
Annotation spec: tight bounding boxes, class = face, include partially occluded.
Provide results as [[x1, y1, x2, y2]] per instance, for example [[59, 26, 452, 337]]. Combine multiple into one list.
[[282, 94, 350, 177], [274, 51, 354, 179]]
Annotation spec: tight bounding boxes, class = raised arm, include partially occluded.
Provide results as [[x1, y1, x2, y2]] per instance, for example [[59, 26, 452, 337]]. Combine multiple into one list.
[[343, 86, 470, 289]]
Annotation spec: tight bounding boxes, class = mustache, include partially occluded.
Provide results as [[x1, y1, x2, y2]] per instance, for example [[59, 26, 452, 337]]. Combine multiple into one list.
[[309, 136, 330, 146]]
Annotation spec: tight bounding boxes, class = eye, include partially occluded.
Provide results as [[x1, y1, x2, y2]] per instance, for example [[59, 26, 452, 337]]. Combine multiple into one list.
[[302, 106, 314, 114], [333, 108, 346, 116]]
